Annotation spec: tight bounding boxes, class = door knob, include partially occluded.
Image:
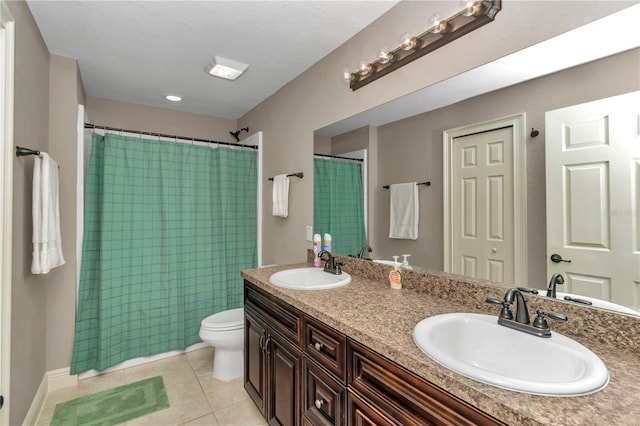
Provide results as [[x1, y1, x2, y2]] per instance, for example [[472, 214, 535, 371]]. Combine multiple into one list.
[[550, 253, 571, 263], [314, 342, 324, 351], [315, 399, 324, 409]]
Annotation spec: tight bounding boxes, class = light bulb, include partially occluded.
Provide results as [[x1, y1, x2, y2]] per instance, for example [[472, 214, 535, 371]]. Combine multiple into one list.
[[356, 60, 373, 76], [399, 33, 418, 51], [429, 13, 450, 34], [460, 0, 483, 17], [377, 47, 395, 64], [342, 68, 354, 82]]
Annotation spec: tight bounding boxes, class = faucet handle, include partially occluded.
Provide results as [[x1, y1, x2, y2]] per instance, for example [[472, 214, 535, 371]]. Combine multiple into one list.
[[533, 309, 568, 329], [517, 287, 539, 294], [486, 297, 513, 320]]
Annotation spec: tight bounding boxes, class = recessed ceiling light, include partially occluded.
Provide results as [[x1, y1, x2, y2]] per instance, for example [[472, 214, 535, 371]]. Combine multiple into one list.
[[204, 56, 249, 81], [165, 94, 182, 102]]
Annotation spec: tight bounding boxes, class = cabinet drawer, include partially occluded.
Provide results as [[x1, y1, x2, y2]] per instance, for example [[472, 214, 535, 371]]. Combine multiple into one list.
[[303, 357, 346, 426], [304, 315, 347, 382], [245, 280, 302, 347], [347, 390, 395, 426], [348, 340, 506, 426]]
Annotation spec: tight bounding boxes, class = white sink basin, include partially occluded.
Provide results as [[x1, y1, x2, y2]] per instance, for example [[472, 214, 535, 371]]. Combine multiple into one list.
[[413, 313, 609, 396], [269, 267, 351, 290]]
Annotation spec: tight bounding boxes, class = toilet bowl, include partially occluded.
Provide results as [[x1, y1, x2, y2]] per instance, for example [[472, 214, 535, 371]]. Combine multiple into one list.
[[199, 307, 244, 380]]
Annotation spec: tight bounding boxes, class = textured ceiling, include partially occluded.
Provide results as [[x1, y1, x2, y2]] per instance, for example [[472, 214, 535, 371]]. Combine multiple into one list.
[[27, 0, 399, 119]]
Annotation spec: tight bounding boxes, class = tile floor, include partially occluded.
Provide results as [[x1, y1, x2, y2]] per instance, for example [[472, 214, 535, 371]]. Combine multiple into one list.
[[36, 348, 268, 426]]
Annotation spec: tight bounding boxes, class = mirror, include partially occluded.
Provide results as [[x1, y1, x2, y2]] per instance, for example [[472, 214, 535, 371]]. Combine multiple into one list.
[[313, 8, 640, 314]]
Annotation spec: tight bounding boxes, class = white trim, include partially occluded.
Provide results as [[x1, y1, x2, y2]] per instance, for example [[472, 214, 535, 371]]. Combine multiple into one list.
[[76, 106, 84, 304], [47, 367, 78, 392], [443, 114, 528, 285], [26, 369, 78, 426], [22, 375, 46, 426], [0, 2, 15, 424]]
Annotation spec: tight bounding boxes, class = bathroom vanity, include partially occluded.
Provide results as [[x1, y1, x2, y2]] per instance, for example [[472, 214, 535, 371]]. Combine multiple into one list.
[[242, 259, 640, 425]]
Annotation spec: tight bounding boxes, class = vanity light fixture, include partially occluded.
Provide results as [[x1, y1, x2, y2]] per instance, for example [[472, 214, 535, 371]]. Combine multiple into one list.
[[205, 55, 249, 81], [165, 94, 182, 102], [344, 0, 501, 91]]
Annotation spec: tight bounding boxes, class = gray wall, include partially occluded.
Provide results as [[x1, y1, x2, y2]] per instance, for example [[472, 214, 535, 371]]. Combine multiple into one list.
[[8, 1, 50, 423], [85, 97, 236, 140]]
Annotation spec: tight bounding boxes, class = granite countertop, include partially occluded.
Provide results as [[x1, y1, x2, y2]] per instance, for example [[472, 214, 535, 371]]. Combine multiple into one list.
[[242, 262, 640, 426]]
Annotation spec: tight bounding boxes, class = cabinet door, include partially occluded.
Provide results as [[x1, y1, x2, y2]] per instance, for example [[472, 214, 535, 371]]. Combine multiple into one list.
[[267, 329, 302, 426], [245, 309, 267, 415]]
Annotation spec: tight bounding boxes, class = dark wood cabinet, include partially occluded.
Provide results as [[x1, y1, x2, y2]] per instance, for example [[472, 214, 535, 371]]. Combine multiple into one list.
[[267, 329, 302, 425], [244, 279, 505, 426], [245, 308, 267, 414], [347, 391, 394, 426], [302, 357, 346, 426], [245, 282, 303, 425], [348, 340, 505, 426]]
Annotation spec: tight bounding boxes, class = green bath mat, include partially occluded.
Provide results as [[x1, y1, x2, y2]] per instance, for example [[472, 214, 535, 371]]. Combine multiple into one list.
[[50, 376, 170, 426]]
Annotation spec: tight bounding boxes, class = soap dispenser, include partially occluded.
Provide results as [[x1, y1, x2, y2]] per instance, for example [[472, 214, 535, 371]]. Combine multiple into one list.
[[389, 255, 402, 289], [400, 254, 413, 271]]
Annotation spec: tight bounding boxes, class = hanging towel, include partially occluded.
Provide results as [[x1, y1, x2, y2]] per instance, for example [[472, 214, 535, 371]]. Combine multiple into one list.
[[272, 174, 290, 217], [31, 152, 65, 274], [389, 182, 419, 240]]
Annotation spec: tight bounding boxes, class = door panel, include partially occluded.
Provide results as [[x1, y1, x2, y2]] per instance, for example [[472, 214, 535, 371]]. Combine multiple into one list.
[[268, 330, 302, 426], [452, 127, 514, 283], [245, 310, 266, 415], [546, 91, 640, 309]]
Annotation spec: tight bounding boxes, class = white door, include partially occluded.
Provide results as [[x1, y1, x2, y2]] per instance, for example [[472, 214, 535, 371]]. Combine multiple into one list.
[[451, 127, 515, 283], [546, 91, 640, 309]]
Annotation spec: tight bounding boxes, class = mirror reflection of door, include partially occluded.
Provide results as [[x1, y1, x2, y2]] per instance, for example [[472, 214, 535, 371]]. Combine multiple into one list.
[[545, 91, 640, 310], [444, 115, 527, 285], [451, 127, 514, 283]]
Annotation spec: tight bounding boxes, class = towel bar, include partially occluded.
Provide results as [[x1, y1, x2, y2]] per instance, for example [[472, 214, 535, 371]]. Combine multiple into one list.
[[383, 181, 430, 189]]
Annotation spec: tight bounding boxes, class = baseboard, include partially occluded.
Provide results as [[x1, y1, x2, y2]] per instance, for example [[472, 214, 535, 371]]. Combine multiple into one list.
[[47, 367, 77, 392], [24, 368, 77, 426], [22, 375, 47, 426]]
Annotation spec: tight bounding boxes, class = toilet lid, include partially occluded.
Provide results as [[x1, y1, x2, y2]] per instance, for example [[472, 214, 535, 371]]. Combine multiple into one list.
[[201, 308, 244, 331]]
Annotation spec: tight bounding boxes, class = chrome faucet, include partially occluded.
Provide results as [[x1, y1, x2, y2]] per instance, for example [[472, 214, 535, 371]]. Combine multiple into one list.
[[318, 250, 342, 275], [547, 273, 565, 298], [357, 245, 372, 259]]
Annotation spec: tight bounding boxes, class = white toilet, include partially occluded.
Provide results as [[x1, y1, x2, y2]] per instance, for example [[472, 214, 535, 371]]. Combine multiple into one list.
[[199, 307, 245, 380]]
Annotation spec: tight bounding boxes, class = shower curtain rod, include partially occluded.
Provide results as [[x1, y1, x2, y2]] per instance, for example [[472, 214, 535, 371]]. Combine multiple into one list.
[[84, 123, 258, 150], [314, 153, 363, 162]]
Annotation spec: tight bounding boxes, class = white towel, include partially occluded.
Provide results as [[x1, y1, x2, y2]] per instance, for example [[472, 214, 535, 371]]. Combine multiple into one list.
[[272, 174, 290, 217], [389, 182, 419, 240], [31, 152, 65, 274]]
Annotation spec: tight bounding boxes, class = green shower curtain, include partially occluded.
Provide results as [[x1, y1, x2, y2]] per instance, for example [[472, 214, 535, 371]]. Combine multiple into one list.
[[71, 133, 257, 374], [314, 157, 366, 255]]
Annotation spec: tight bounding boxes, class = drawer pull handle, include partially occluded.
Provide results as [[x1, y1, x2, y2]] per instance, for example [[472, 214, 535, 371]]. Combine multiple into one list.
[[314, 342, 324, 351], [314, 399, 324, 409]]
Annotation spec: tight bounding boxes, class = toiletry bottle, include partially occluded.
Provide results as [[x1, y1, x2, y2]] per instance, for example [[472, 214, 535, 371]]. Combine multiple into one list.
[[400, 254, 413, 271], [322, 233, 332, 253], [313, 234, 322, 267], [389, 255, 402, 289]]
